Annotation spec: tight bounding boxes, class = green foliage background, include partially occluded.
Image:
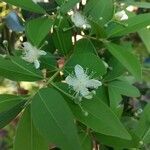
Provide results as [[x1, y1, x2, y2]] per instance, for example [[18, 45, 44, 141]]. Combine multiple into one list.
[[0, 0, 150, 150]]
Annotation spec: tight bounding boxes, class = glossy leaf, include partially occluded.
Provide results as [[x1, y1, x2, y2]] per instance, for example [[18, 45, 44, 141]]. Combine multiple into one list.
[[14, 106, 48, 150], [0, 95, 24, 113], [135, 103, 150, 144], [89, 19, 107, 38], [108, 86, 122, 113], [84, 0, 114, 25], [79, 132, 92, 150], [96, 86, 109, 105], [74, 38, 97, 54], [52, 17, 72, 55], [104, 57, 125, 81], [125, 1, 150, 8], [108, 80, 140, 97], [3, 0, 45, 14], [68, 96, 131, 140], [40, 52, 57, 71], [65, 53, 107, 77], [0, 57, 43, 81], [108, 13, 150, 37], [41, 35, 56, 53], [94, 132, 139, 149], [56, 0, 80, 13], [31, 88, 82, 150], [0, 100, 25, 129], [95, 116, 139, 148], [138, 28, 150, 54], [106, 43, 142, 80], [26, 17, 53, 46]]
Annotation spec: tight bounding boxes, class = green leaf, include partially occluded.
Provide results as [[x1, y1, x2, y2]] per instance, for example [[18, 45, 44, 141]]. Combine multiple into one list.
[[96, 86, 109, 105], [14, 106, 48, 150], [0, 100, 25, 129], [125, 1, 150, 8], [26, 17, 53, 46], [122, 116, 139, 131], [53, 83, 131, 140], [0, 95, 23, 113], [106, 43, 142, 80], [65, 53, 107, 77], [138, 28, 150, 54], [31, 88, 82, 150], [40, 52, 57, 71], [0, 56, 43, 81], [95, 117, 139, 148], [79, 132, 92, 150], [68, 96, 131, 140], [41, 35, 56, 53], [56, 0, 80, 13], [74, 38, 97, 55], [108, 13, 150, 37], [108, 86, 123, 114], [104, 57, 125, 81], [52, 17, 72, 55], [84, 0, 114, 25], [3, 0, 45, 14], [135, 103, 150, 144], [108, 80, 140, 97], [89, 20, 107, 38], [94, 132, 139, 149], [54, 0, 62, 5]]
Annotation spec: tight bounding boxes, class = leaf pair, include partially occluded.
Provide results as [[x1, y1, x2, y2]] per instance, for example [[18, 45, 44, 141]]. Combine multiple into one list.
[[106, 43, 142, 81], [13, 87, 132, 150], [108, 80, 140, 115], [13, 88, 81, 150], [0, 95, 26, 129]]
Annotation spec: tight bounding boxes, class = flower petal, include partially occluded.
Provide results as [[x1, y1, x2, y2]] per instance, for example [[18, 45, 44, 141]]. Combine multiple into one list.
[[80, 87, 93, 99], [65, 75, 76, 86], [86, 79, 102, 89], [75, 64, 87, 79], [115, 10, 128, 21], [23, 42, 33, 51], [34, 60, 40, 69], [21, 42, 46, 69], [39, 50, 47, 56], [84, 94, 93, 99]]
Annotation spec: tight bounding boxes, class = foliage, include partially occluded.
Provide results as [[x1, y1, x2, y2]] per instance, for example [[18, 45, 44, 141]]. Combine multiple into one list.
[[0, 0, 150, 150]]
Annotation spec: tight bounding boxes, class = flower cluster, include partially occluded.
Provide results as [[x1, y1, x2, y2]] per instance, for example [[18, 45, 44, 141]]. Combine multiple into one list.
[[65, 64, 102, 101]]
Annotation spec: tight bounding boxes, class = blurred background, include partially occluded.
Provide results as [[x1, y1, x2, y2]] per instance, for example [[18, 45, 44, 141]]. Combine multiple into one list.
[[0, 0, 150, 149]]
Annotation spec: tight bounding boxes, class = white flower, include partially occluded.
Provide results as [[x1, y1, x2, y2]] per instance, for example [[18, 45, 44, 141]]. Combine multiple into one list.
[[114, 10, 128, 21], [22, 42, 47, 69], [65, 64, 102, 100], [32, 0, 44, 4], [71, 12, 91, 29]]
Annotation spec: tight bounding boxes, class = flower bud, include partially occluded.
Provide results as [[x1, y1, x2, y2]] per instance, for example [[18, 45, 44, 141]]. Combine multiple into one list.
[[3, 40, 8, 46]]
